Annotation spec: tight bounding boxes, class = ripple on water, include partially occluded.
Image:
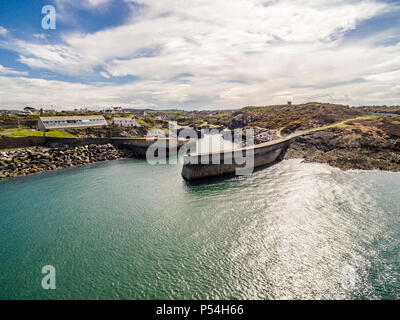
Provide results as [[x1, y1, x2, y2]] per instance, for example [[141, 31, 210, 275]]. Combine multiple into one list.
[[0, 159, 399, 299]]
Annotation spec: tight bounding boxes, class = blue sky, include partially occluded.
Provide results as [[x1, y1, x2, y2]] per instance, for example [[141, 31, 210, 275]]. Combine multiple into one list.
[[0, 0, 400, 110]]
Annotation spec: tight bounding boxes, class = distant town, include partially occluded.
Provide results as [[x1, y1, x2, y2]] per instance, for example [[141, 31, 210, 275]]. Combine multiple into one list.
[[0, 106, 236, 117]]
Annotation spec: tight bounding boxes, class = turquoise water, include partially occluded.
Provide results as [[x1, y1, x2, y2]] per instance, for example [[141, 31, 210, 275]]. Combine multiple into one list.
[[0, 154, 400, 299]]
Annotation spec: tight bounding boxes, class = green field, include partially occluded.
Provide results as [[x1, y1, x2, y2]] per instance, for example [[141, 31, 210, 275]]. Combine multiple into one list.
[[0, 128, 76, 138]]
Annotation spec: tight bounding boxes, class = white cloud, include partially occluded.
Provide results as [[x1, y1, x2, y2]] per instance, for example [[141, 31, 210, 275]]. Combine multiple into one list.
[[86, 0, 111, 6], [1, 0, 400, 108], [52, 0, 114, 24], [0, 26, 8, 36], [100, 71, 110, 79], [33, 34, 47, 40], [0, 64, 28, 76], [54, 0, 112, 8]]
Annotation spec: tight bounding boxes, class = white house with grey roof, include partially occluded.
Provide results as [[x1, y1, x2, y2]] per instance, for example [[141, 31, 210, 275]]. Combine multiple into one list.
[[38, 115, 107, 130], [110, 117, 141, 128]]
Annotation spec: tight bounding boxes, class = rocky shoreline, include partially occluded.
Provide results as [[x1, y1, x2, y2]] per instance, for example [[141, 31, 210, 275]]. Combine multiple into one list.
[[0, 144, 134, 180], [2, 124, 400, 181], [285, 127, 400, 172]]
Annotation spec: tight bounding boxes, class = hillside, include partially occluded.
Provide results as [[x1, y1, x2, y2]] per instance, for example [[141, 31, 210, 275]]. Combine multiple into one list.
[[360, 105, 400, 115], [220, 102, 366, 133], [286, 115, 400, 171]]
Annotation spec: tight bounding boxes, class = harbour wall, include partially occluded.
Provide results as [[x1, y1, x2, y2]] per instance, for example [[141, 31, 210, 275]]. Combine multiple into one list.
[[110, 137, 189, 157], [1, 136, 188, 157], [181, 137, 293, 181], [0, 136, 47, 150]]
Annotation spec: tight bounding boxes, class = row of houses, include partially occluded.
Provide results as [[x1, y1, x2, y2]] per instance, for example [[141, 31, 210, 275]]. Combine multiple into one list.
[[0, 108, 55, 116], [0, 110, 30, 116], [38, 116, 141, 130]]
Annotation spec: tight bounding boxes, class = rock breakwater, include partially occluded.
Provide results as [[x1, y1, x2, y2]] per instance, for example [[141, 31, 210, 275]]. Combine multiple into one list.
[[0, 144, 134, 180]]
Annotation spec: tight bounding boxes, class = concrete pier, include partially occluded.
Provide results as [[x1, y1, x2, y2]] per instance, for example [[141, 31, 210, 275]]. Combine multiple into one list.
[[181, 137, 293, 181], [45, 137, 189, 157], [111, 137, 189, 157]]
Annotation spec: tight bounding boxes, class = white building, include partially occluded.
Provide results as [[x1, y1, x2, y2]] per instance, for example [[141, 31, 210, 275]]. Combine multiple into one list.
[[74, 107, 88, 113], [101, 108, 113, 114], [38, 115, 107, 130], [102, 107, 124, 114], [110, 117, 141, 128]]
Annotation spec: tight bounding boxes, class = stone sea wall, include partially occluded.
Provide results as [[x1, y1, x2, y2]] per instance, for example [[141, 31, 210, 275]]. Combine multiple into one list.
[[0, 136, 47, 150], [0, 144, 133, 180], [46, 137, 113, 148], [0, 136, 190, 180]]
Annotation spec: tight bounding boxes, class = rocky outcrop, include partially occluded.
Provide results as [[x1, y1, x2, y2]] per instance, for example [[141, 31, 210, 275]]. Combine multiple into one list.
[[285, 127, 400, 172], [0, 144, 134, 180], [227, 114, 249, 129]]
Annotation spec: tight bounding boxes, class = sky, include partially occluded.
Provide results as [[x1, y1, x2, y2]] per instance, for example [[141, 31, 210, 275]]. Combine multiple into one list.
[[0, 0, 399, 110]]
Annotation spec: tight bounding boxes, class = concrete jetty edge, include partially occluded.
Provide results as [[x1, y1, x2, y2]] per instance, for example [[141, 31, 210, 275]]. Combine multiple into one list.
[[181, 137, 294, 181]]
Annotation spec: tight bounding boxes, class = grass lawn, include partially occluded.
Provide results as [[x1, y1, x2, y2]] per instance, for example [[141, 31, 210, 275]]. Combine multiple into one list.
[[1, 129, 76, 138], [208, 124, 223, 129]]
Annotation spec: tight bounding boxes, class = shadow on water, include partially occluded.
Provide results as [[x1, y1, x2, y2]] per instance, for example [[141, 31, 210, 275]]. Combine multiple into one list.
[[182, 159, 283, 194]]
